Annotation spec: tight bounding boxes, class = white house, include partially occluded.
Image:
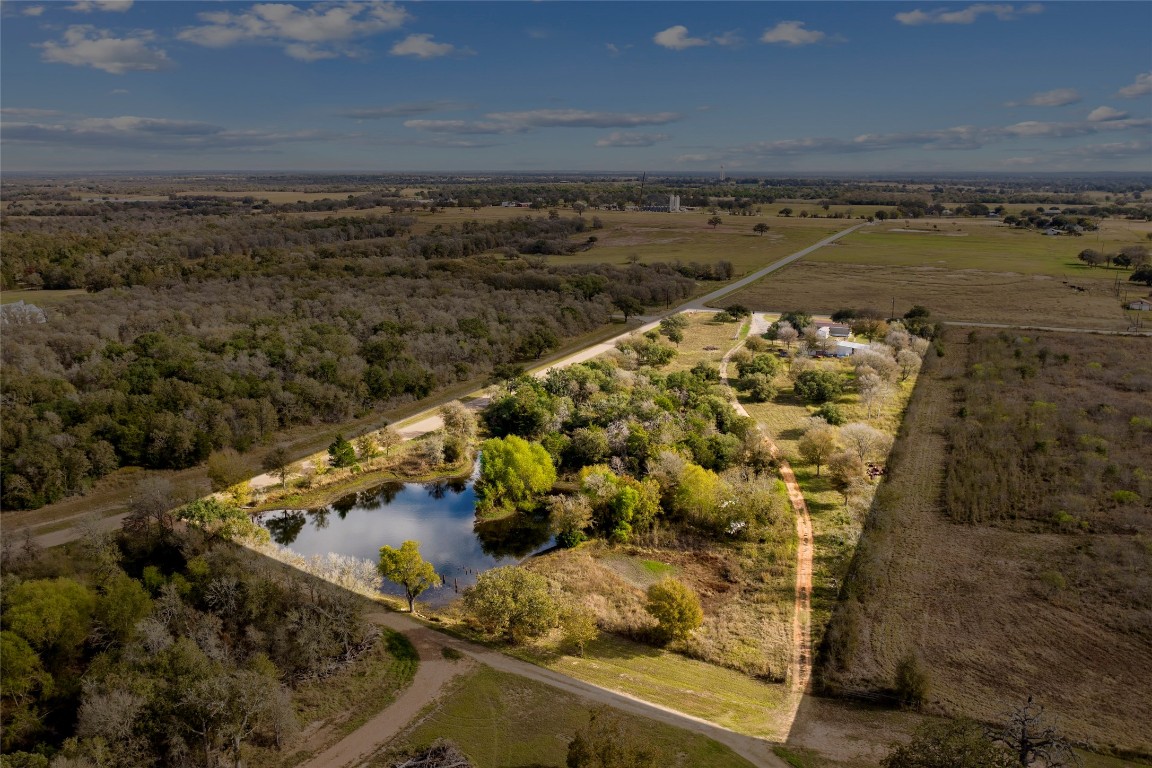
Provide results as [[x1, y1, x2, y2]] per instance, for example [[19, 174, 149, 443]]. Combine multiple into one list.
[[832, 341, 871, 358], [1129, 299, 1152, 311]]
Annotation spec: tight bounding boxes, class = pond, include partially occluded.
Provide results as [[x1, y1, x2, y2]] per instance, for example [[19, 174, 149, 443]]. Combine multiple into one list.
[[259, 469, 553, 605]]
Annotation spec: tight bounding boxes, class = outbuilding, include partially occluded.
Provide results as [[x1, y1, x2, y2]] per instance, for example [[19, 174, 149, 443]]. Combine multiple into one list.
[[832, 341, 871, 358]]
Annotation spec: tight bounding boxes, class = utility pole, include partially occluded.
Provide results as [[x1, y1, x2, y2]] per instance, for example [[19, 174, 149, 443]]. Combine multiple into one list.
[[637, 171, 646, 209]]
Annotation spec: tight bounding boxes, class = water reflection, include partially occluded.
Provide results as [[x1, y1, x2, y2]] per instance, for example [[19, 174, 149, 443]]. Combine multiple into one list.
[[260, 470, 553, 605]]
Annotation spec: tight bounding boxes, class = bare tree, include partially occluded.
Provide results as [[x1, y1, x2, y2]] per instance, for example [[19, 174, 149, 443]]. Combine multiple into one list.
[[990, 697, 1081, 768]]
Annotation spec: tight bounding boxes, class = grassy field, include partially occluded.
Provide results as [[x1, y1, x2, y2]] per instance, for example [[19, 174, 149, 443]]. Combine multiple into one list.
[[820, 330, 1152, 758], [662, 310, 747, 372], [515, 632, 792, 739], [381, 667, 758, 767], [0, 288, 88, 305], [720, 261, 1136, 330], [810, 220, 1150, 278]]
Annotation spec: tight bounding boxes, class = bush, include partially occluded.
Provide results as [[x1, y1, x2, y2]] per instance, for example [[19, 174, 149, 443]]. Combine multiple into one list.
[[462, 566, 559, 644], [894, 653, 930, 709], [644, 578, 703, 644], [882, 719, 1014, 768], [815, 403, 845, 425], [793, 370, 844, 404]]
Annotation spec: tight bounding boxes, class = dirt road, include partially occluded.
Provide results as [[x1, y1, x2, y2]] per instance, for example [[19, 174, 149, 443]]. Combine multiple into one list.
[[717, 322, 814, 694]]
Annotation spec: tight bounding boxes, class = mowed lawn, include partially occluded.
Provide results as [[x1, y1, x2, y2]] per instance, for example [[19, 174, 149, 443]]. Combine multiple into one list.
[[519, 633, 792, 739], [0, 288, 88, 305], [387, 667, 758, 768]]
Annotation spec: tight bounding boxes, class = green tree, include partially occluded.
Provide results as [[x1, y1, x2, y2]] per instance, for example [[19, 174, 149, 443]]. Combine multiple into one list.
[[798, 423, 839, 476], [0, 631, 53, 706], [3, 578, 95, 662], [793, 369, 845, 404], [707, 216, 723, 228], [94, 572, 153, 646], [1130, 264, 1152, 285], [477, 435, 557, 512], [206, 448, 250, 493], [882, 719, 1015, 768], [261, 445, 291, 487], [548, 494, 594, 548], [327, 434, 356, 468], [567, 705, 665, 768], [645, 578, 703, 644], [560, 604, 599, 656], [612, 295, 644, 322], [377, 540, 442, 613], [176, 498, 268, 543], [753, 222, 770, 236], [743, 373, 777, 402], [462, 566, 559, 643]]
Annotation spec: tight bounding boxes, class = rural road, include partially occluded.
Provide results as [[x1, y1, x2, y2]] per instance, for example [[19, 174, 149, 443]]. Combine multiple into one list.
[[302, 608, 790, 768], [941, 320, 1152, 336]]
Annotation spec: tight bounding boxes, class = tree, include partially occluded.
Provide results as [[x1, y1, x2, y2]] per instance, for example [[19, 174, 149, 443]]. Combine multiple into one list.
[[882, 719, 1015, 768], [991, 697, 1081, 768], [328, 434, 356, 468], [896, 348, 923, 381], [560, 603, 599, 656], [779, 207, 793, 217], [3, 578, 95, 661], [206, 448, 249, 493], [839, 423, 892, 463], [777, 325, 799, 348], [122, 476, 178, 543], [261, 445, 291, 487], [476, 435, 557, 512], [176, 497, 268, 543], [707, 216, 723, 228], [354, 433, 380, 460], [462, 566, 559, 643], [1130, 264, 1152, 285], [827, 450, 865, 502], [1077, 248, 1105, 268], [548, 494, 594, 548], [793, 369, 845, 404], [378, 540, 442, 613], [645, 578, 703, 644], [567, 705, 665, 768], [743, 373, 777, 403], [612, 295, 644, 322], [753, 222, 770, 236], [798, 423, 839, 476]]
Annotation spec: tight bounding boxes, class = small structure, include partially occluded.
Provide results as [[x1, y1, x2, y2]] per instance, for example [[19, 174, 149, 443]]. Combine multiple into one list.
[[832, 341, 871, 358], [1043, 228, 1062, 236], [1129, 299, 1152, 311]]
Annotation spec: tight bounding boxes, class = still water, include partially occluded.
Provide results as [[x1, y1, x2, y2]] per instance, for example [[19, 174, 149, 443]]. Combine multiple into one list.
[[259, 471, 553, 605]]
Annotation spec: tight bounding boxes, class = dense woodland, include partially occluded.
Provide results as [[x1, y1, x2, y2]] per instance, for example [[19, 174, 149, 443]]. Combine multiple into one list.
[[1, 199, 696, 510], [0, 503, 398, 768]]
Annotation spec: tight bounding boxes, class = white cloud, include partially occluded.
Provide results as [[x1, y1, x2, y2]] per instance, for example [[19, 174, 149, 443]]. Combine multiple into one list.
[[38, 26, 170, 74], [338, 102, 469, 119], [895, 3, 1043, 25], [178, 1, 410, 60], [760, 21, 826, 46], [595, 132, 671, 148], [390, 33, 455, 59], [22, 5, 46, 17], [604, 43, 632, 57], [484, 109, 681, 128], [1086, 106, 1129, 122], [2, 113, 334, 152], [68, 1, 134, 12], [403, 119, 525, 135], [653, 25, 709, 50], [1, 108, 64, 118], [1006, 88, 1080, 107], [1118, 72, 1152, 98]]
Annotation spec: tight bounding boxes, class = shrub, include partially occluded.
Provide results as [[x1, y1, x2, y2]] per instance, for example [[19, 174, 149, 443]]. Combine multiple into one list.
[[894, 653, 930, 709], [462, 566, 559, 644], [644, 578, 703, 644]]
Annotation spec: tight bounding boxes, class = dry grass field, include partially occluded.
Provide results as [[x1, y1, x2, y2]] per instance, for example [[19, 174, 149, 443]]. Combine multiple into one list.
[[720, 261, 1136, 330], [821, 330, 1152, 758]]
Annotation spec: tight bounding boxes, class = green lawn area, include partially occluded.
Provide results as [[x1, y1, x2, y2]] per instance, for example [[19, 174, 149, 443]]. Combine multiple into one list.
[[810, 221, 1146, 278], [663, 311, 747, 373], [0, 288, 88, 305], [517, 633, 791, 739], [388, 667, 758, 768]]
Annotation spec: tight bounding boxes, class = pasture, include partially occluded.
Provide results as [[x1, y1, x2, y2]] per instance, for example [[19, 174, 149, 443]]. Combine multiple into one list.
[[809, 219, 1151, 278], [720, 261, 1135, 330]]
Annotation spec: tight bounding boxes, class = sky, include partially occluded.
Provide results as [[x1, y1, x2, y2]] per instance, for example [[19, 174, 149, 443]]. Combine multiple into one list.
[[1, 0, 1150, 174]]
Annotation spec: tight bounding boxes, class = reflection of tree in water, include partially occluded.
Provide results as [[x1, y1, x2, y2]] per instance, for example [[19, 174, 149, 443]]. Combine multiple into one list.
[[374, 482, 403, 506], [309, 507, 330, 530], [331, 492, 356, 518], [474, 512, 552, 559], [265, 510, 306, 545], [423, 478, 468, 499]]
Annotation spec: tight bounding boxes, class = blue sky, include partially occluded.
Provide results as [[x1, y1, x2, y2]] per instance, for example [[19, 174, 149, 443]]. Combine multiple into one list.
[[1, 0, 1149, 173]]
